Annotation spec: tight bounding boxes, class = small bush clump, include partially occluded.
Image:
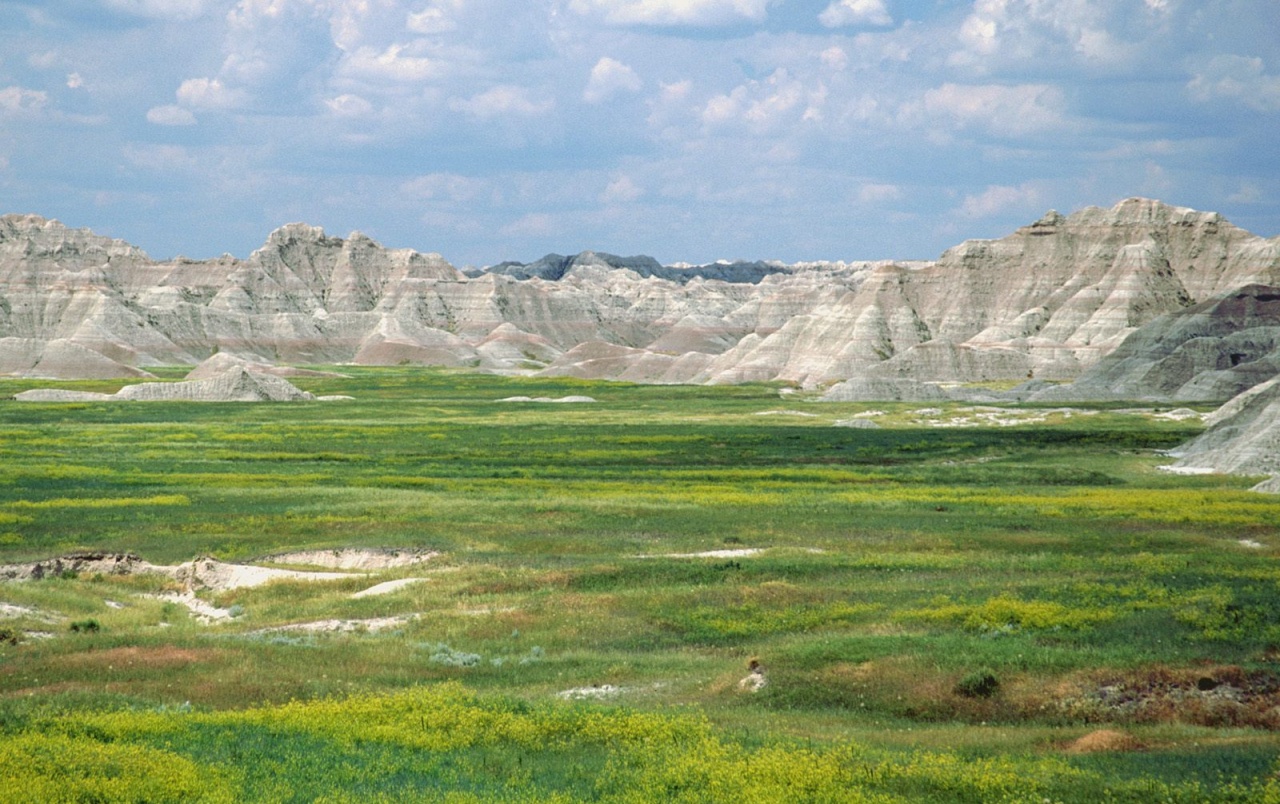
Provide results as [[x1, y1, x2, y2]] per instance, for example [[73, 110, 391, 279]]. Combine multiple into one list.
[[955, 668, 1000, 698]]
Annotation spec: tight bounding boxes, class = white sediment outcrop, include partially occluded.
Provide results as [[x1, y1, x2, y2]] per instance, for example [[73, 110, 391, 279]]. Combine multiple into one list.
[[2, 199, 1278, 399], [15, 366, 317, 402], [1167, 376, 1280, 483]]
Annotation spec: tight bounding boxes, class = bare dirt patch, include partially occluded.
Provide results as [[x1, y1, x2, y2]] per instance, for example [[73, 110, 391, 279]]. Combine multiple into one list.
[[1055, 666, 1280, 729], [1063, 729, 1146, 754]]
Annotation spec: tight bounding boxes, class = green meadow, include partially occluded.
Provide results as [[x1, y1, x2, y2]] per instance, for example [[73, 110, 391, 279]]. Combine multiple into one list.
[[2, 368, 1280, 801]]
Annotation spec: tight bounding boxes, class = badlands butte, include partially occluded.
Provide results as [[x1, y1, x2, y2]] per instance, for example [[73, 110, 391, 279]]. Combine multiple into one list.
[[5, 196, 1280, 481]]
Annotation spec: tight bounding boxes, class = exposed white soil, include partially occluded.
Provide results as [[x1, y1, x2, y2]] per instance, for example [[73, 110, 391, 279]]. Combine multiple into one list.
[[153, 592, 235, 624], [0, 602, 42, 618], [644, 548, 765, 559], [263, 548, 439, 571], [255, 616, 412, 634], [1158, 465, 1218, 475], [755, 409, 818, 417], [496, 395, 597, 403], [351, 578, 429, 598], [1239, 539, 1266, 549], [170, 558, 353, 592], [557, 684, 622, 700], [1153, 408, 1204, 421], [1, 549, 437, 627], [557, 682, 666, 700]]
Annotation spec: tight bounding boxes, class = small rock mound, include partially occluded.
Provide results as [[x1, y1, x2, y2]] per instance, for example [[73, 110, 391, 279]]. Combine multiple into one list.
[[15, 366, 316, 403]]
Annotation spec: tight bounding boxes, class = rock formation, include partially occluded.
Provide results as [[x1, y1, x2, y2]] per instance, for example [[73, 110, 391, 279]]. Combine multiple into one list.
[[2, 199, 1277, 393], [14, 366, 316, 402], [1168, 376, 1280, 484], [1032, 285, 1280, 403]]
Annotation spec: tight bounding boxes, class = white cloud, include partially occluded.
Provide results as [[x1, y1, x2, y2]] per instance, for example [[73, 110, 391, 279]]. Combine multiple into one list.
[[103, 0, 211, 19], [601, 175, 643, 204], [1187, 54, 1280, 112], [959, 183, 1042, 218], [919, 83, 1066, 136], [28, 51, 58, 69], [176, 77, 247, 110], [66, 73, 84, 89], [407, 1, 464, 34], [341, 44, 439, 82], [123, 143, 198, 172], [951, 0, 1139, 70], [818, 0, 891, 28], [402, 172, 490, 203], [325, 93, 374, 117], [0, 86, 48, 117], [502, 212, 557, 237], [819, 46, 848, 71], [1228, 183, 1262, 204], [702, 69, 812, 132], [584, 57, 643, 103], [568, 0, 773, 26], [858, 183, 903, 204], [449, 86, 553, 118], [146, 104, 198, 125]]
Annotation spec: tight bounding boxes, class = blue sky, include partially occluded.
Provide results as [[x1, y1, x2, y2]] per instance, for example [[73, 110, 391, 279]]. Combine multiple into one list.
[[1, 0, 1277, 266]]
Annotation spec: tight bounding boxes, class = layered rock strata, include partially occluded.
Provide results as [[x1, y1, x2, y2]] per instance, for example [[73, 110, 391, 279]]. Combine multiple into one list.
[[2, 199, 1277, 392]]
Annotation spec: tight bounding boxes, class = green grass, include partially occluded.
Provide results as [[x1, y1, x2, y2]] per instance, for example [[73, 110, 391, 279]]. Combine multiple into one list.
[[1, 368, 1278, 800]]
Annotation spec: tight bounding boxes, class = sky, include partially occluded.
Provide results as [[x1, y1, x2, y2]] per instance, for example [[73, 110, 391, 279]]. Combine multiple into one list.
[[1, 0, 1278, 267]]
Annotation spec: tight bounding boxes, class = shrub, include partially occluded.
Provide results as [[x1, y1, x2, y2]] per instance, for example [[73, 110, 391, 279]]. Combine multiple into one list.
[[69, 619, 101, 634], [955, 668, 1000, 698]]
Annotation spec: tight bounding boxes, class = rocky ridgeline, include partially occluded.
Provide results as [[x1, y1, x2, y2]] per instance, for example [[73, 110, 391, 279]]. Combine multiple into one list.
[[1, 199, 1278, 395]]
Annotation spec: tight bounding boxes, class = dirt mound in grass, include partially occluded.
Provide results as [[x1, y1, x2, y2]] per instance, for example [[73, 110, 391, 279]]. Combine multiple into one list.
[[1057, 665, 1280, 729], [1064, 729, 1145, 753]]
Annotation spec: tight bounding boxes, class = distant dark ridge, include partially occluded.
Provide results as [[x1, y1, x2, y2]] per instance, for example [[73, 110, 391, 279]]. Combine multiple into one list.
[[472, 251, 790, 284]]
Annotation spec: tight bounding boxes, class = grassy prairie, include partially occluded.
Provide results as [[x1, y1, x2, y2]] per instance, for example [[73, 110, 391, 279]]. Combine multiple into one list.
[[1, 368, 1279, 801]]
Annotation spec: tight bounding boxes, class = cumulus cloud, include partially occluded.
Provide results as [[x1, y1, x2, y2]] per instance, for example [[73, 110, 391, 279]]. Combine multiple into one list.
[[919, 83, 1066, 136], [818, 0, 891, 28], [146, 104, 198, 125], [959, 183, 1042, 218], [0, 86, 48, 117], [122, 143, 198, 172], [103, 0, 211, 19], [858, 183, 903, 204], [702, 69, 817, 132], [584, 57, 643, 103], [406, 1, 464, 34], [176, 77, 247, 110], [340, 44, 439, 83], [1187, 54, 1280, 111], [449, 85, 553, 118], [819, 46, 848, 71], [568, 0, 773, 26], [66, 73, 84, 89], [951, 0, 1140, 71], [402, 172, 490, 203], [601, 175, 643, 204], [325, 93, 374, 117]]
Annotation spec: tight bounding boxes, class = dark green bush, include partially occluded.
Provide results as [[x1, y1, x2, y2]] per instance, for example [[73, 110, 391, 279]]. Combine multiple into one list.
[[955, 668, 1000, 698]]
